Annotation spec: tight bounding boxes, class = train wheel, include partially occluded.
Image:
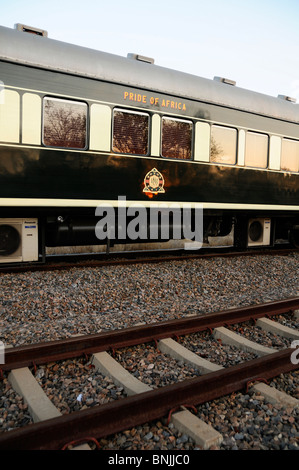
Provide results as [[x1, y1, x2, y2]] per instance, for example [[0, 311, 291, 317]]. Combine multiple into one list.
[[289, 229, 299, 248], [233, 217, 248, 249]]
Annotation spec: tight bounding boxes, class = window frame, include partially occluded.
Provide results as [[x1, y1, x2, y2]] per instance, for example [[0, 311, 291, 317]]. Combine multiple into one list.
[[209, 124, 238, 165], [280, 137, 299, 173], [160, 115, 193, 161], [42, 96, 88, 150], [112, 107, 150, 156], [244, 130, 269, 169]]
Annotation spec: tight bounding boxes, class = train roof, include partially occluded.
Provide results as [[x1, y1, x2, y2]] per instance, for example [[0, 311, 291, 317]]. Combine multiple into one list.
[[1, 24, 299, 124]]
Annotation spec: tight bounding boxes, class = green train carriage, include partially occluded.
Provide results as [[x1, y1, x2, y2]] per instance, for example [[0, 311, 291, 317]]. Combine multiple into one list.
[[0, 24, 298, 263]]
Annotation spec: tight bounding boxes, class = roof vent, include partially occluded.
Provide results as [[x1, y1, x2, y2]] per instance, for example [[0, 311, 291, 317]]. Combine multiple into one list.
[[14, 23, 48, 37], [277, 94, 297, 103], [214, 76, 236, 86], [127, 53, 154, 64]]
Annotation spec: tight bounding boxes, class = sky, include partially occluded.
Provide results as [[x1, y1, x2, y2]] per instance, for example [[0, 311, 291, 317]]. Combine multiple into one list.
[[1, 0, 299, 101]]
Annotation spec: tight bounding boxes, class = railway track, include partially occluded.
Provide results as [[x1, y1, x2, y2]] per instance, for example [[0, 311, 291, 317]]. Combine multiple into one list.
[[0, 245, 297, 274], [0, 297, 298, 450]]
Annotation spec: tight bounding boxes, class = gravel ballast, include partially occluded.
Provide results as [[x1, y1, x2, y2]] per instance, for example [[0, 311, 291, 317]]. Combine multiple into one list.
[[0, 253, 298, 347], [0, 252, 298, 448]]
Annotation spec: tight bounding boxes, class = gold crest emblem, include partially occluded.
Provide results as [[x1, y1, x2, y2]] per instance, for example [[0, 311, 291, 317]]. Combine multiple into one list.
[[143, 168, 165, 195]]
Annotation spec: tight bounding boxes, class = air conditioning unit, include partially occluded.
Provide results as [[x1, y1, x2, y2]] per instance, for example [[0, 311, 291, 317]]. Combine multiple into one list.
[[0, 218, 38, 263], [248, 218, 271, 247]]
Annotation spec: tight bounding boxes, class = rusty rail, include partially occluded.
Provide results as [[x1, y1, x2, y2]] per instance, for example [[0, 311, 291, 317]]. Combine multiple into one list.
[[0, 347, 297, 450], [2, 297, 299, 372]]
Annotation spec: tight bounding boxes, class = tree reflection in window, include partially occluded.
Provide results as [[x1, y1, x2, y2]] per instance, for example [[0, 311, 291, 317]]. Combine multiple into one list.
[[210, 125, 237, 164], [162, 117, 192, 159], [43, 98, 87, 148], [113, 109, 149, 155]]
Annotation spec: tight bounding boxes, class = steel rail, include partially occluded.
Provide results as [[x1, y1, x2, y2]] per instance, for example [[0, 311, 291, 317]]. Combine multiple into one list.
[[0, 347, 296, 450], [0, 246, 297, 274], [2, 297, 299, 372]]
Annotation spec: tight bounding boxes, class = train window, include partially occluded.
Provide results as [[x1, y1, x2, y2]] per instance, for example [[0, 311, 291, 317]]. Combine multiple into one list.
[[43, 97, 87, 149], [210, 125, 237, 164], [281, 139, 299, 172], [0, 89, 20, 143], [112, 109, 149, 155], [245, 131, 268, 168], [161, 117, 192, 159]]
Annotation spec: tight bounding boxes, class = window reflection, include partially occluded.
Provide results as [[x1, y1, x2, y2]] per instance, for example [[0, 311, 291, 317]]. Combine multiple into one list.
[[43, 97, 87, 149], [113, 109, 149, 155], [210, 125, 237, 164], [245, 132, 268, 168], [161, 117, 192, 159], [281, 139, 299, 172]]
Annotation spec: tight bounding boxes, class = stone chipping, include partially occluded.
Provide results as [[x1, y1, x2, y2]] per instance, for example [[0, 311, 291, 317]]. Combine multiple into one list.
[[0, 252, 298, 448]]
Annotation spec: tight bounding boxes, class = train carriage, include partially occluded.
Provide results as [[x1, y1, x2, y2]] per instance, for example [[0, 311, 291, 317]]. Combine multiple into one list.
[[0, 24, 298, 263]]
